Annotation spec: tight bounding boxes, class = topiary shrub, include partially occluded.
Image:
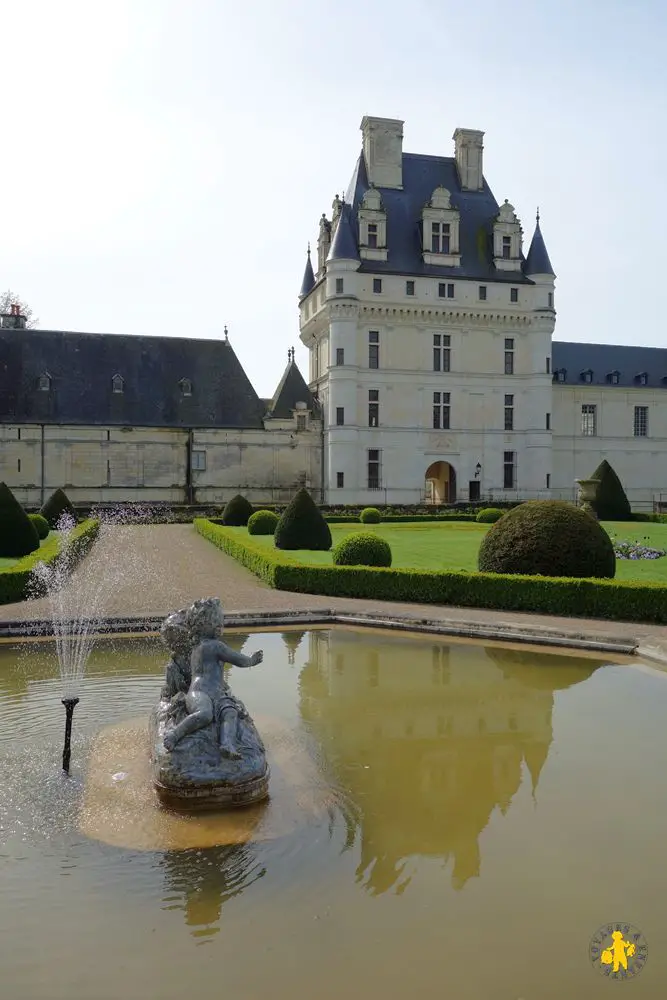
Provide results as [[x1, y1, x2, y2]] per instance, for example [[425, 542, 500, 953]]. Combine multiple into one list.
[[478, 500, 615, 579], [360, 507, 381, 524], [274, 488, 332, 551], [0, 483, 40, 557], [333, 532, 392, 567], [40, 488, 77, 528], [221, 494, 253, 526], [590, 460, 632, 521], [29, 513, 50, 540], [247, 509, 279, 536], [476, 508, 504, 524]]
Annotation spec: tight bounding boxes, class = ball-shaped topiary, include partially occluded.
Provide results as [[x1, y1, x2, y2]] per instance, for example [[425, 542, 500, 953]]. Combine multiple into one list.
[[40, 488, 77, 528], [0, 483, 40, 557], [29, 513, 50, 540], [247, 509, 279, 536], [360, 507, 381, 524], [221, 494, 254, 526], [475, 507, 505, 524], [274, 488, 332, 551], [477, 500, 615, 579], [333, 532, 392, 567]]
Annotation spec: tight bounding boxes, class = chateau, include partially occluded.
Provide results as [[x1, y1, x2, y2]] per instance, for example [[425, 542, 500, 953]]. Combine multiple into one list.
[[2, 114, 667, 508]]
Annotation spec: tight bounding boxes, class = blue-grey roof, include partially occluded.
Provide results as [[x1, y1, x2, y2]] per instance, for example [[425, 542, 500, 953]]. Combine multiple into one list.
[[299, 250, 315, 297], [0, 328, 269, 427], [343, 152, 532, 282], [525, 216, 555, 276], [268, 357, 318, 418], [552, 341, 667, 388], [327, 202, 360, 262]]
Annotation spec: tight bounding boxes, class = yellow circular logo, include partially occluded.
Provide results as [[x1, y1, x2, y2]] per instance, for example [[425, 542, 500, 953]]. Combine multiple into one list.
[[589, 923, 648, 980]]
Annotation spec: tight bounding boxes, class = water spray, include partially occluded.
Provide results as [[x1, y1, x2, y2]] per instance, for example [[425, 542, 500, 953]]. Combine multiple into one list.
[[61, 697, 79, 774]]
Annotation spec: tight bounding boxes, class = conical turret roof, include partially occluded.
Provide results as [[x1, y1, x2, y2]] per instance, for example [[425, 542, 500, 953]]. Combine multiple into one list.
[[525, 212, 555, 277], [299, 247, 316, 298], [327, 202, 359, 263]]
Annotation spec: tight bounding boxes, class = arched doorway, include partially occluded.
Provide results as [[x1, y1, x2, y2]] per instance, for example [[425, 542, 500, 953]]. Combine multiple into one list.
[[425, 461, 457, 504]]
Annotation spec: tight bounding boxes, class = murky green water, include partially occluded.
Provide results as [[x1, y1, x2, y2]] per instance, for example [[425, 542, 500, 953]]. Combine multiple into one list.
[[0, 627, 665, 999]]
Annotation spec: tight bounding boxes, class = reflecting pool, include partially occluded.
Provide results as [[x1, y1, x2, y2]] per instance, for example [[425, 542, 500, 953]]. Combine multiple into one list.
[[1, 627, 665, 999]]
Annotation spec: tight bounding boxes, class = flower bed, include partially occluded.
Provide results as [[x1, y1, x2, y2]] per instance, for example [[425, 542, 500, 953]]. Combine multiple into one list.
[[613, 538, 666, 560]]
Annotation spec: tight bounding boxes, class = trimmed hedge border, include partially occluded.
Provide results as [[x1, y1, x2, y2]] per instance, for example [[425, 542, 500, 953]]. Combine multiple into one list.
[[0, 519, 100, 605], [194, 518, 667, 625]]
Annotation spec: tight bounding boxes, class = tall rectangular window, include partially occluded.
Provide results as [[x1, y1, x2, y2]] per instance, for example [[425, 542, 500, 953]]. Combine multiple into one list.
[[296, 414, 307, 431], [336, 407, 345, 426], [546, 473, 551, 489], [548, 292, 554, 308], [546, 412, 551, 430], [479, 286, 487, 300], [373, 278, 382, 293], [510, 287, 518, 303], [406, 280, 415, 296], [432, 392, 451, 430], [367, 223, 378, 249], [368, 449, 381, 489], [546, 357, 551, 374], [502, 236, 512, 259], [504, 337, 514, 375], [335, 278, 344, 294], [336, 347, 344, 366], [438, 283, 455, 299], [634, 406, 649, 437], [504, 394, 514, 431], [433, 334, 451, 372], [368, 331, 379, 369], [368, 390, 379, 427], [191, 451, 207, 471], [581, 404, 597, 436], [503, 451, 515, 489], [337, 472, 344, 488], [431, 222, 451, 253]]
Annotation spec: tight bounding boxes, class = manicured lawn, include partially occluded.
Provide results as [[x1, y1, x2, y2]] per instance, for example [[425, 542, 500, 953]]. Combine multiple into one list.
[[0, 534, 52, 570], [234, 520, 667, 582]]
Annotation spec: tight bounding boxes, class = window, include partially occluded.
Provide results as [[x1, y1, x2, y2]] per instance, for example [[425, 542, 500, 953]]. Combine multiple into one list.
[[504, 338, 514, 375], [38, 373, 51, 392], [556, 369, 566, 383], [335, 347, 344, 366], [581, 370, 593, 384], [191, 450, 206, 471], [503, 451, 515, 489], [546, 412, 551, 430], [373, 278, 382, 294], [368, 449, 381, 489], [368, 389, 379, 427], [432, 391, 451, 429], [112, 374, 124, 394], [180, 378, 192, 396], [609, 371, 620, 385], [546, 357, 551, 374], [502, 236, 512, 259], [431, 222, 451, 254], [336, 407, 344, 426], [17, 458, 21, 473], [368, 331, 379, 369], [546, 473, 551, 489], [336, 472, 344, 488], [637, 372, 648, 386], [479, 286, 487, 301], [548, 292, 553, 308], [296, 414, 307, 431], [406, 280, 415, 296], [504, 394, 514, 431], [510, 287, 518, 303], [367, 223, 378, 249], [634, 406, 649, 437], [438, 282, 455, 299], [433, 334, 451, 372], [581, 404, 597, 436], [335, 277, 344, 294]]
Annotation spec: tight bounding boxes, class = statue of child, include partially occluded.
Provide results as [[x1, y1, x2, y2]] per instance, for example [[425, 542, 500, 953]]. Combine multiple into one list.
[[160, 608, 193, 701]]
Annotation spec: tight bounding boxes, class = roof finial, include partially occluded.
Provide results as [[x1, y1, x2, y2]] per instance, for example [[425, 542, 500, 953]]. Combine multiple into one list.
[[307, 242, 311, 255], [536, 206, 540, 223], [223, 325, 228, 341]]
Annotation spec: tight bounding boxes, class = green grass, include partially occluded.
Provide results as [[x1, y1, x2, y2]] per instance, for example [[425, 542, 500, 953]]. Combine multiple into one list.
[[224, 521, 667, 582], [0, 534, 52, 570]]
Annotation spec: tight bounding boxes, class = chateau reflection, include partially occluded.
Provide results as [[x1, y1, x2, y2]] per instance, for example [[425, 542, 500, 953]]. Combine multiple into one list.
[[298, 631, 601, 895], [159, 843, 266, 940], [281, 630, 306, 665]]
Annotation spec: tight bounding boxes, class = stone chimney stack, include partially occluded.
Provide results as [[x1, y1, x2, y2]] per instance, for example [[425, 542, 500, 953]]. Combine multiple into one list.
[[0, 303, 27, 329], [360, 116, 404, 189], [453, 128, 485, 191]]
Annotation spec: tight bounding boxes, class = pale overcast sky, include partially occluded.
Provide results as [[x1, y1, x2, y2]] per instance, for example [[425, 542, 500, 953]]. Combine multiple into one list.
[[4, 1, 666, 395]]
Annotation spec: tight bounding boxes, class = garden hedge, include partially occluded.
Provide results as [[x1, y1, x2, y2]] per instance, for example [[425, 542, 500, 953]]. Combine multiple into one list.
[[247, 510, 279, 535], [274, 489, 332, 551], [221, 494, 254, 526], [29, 513, 50, 540], [0, 482, 40, 557], [333, 532, 392, 567], [0, 519, 100, 604], [40, 488, 77, 528], [194, 519, 667, 625]]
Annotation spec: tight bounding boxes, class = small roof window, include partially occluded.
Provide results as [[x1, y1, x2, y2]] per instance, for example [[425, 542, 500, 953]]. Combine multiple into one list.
[[179, 378, 193, 397], [580, 369, 593, 384], [111, 373, 124, 394], [636, 372, 648, 385], [37, 372, 51, 392], [607, 370, 620, 385], [553, 368, 567, 383]]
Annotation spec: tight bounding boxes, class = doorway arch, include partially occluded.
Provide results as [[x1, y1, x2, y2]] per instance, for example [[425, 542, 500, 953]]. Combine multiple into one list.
[[425, 461, 457, 504]]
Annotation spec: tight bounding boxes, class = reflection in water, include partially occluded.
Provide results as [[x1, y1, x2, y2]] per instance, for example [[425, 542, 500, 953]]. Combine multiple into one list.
[[282, 630, 306, 666], [299, 631, 600, 896], [160, 843, 266, 941]]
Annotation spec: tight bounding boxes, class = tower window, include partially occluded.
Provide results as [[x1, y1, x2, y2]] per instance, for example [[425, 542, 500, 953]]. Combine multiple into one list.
[[502, 236, 512, 259], [406, 280, 415, 296], [548, 292, 554, 308], [368, 331, 379, 369], [504, 394, 514, 431], [438, 283, 455, 299], [546, 412, 551, 430], [504, 338, 514, 375], [336, 407, 345, 426], [373, 278, 382, 294], [368, 389, 379, 427], [503, 451, 516, 489], [335, 278, 344, 294], [479, 286, 487, 301], [367, 223, 378, 249], [546, 357, 551, 374], [337, 472, 344, 488], [581, 404, 597, 436], [367, 449, 381, 489], [510, 287, 518, 303], [336, 348, 344, 365]]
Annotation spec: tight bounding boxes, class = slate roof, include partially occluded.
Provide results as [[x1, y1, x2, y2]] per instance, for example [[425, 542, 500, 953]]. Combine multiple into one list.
[[327, 202, 360, 262], [552, 342, 667, 388], [268, 357, 318, 418], [343, 151, 541, 283], [525, 216, 555, 276], [299, 249, 316, 297], [0, 328, 270, 428]]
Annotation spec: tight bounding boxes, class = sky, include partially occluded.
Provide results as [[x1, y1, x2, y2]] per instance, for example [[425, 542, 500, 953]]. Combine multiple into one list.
[[4, 0, 667, 395]]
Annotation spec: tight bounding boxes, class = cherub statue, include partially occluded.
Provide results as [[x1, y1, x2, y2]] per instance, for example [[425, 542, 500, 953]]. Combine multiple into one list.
[[162, 597, 263, 759], [160, 608, 193, 701]]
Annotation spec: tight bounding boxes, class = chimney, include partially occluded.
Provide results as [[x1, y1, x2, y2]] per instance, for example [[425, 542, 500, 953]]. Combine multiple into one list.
[[453, 128, 485, 191], [360, 116, 404, 189], [0, 303, 27, 330]]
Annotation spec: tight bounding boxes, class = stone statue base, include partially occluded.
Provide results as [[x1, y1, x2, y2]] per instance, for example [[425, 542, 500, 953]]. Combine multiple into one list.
[[149, 695, 269, 812]]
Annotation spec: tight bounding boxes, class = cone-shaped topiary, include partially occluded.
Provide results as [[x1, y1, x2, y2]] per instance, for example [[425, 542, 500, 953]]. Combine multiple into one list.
[[478, 500, 615, 579], [221, 494, 254, 526], [274, 488, 332, 551], [40, 488, 77, 528], [589, 460, 632, 521], [29, 513, 50, 540], [247, 510, 279, 535], [0, 483, 40, 557], [475, 507, 505, 524], [333, 532, 392, 567], [360, 507, 381, 524]]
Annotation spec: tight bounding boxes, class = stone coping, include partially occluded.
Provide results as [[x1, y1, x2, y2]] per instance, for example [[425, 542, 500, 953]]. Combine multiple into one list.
[[0, 607, 642, 658]]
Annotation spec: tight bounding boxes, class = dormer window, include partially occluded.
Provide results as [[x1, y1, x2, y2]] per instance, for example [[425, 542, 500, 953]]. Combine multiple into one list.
[[607, 370, 620, 385], [502, 236, 511, 259], [554, 369, 567, 383], [421, 187, 461, 267], [581, 369, 593, 384], [38, 372, 51, 392], [179, 378, 192, 397], [636, 372, 648, 386], [367, 223, 378, 249], [111, 374, 124, 394], [493, 200, 523, 272], [358, 187, 387, 262]]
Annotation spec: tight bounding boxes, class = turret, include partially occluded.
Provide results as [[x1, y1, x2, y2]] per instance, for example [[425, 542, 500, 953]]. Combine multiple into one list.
[[299, 246, 315, 299]]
